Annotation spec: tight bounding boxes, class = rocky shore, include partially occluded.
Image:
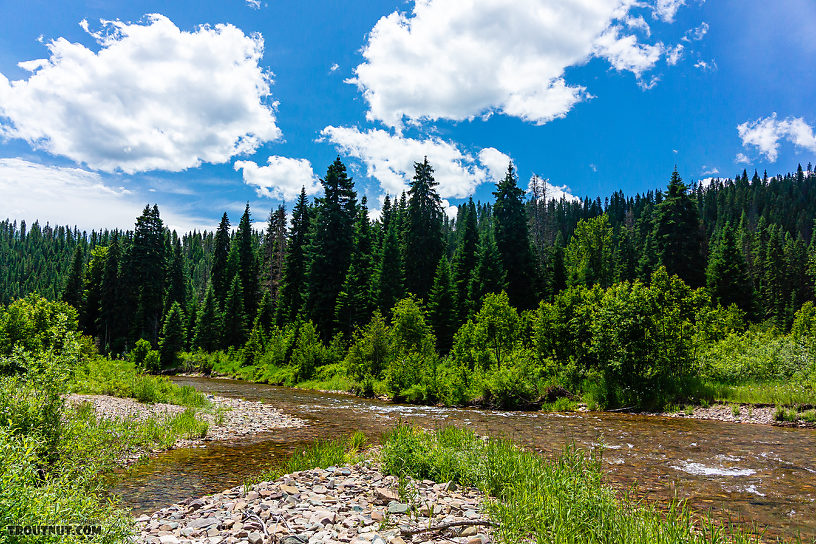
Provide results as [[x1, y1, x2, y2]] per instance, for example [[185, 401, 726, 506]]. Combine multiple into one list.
[[135, 461, 493, 544], [659, 403, 786, 426], [67, 393, 306, 450]]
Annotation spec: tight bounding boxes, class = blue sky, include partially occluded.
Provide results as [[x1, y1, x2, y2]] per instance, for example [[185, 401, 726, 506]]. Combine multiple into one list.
[[1, 0, 815, 231]]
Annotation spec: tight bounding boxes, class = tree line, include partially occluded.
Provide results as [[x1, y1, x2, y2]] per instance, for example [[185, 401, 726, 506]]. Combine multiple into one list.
[[1, 159, 815, 361]]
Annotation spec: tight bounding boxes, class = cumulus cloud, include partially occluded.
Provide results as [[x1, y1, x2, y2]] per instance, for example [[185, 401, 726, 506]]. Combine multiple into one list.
[[0, 158, 207, 230], [737, 114, 816, 162], [349, 0, 674, 128], [0, 14, 281, 174], [624, 15, 651, 36], [234, 156, 320, 200], [320, 126, 511, 199], [701, 165, 719, 176], [735, 152, 751, 164], [653, 0, 686, 22], [527, 175, 579, 202]]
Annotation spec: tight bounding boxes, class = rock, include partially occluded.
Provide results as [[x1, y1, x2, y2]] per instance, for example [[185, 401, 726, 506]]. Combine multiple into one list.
[[248, 531, 264, 544], [374, 488, 398, 504], [460, 526, 479, 536], [281, 484, 300, 495], [158, 536, 179, 544], [386, 502, 409, 515], [388, 537, 406, 544]]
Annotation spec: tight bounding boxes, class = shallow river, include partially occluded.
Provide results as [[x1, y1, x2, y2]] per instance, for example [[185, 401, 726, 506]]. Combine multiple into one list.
[[112, 377, 816, 539]]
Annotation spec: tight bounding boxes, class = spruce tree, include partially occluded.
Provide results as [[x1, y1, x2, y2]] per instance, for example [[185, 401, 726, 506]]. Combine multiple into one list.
[[468, 230, 506, 311], [549, 232, 567, 295], [452, 198, 478, 322], [193, 283, 222, 352], [493, 163, 537, 308], [82, 246, 107, 338], [404, 157, 444, 301], [165, 234, 187, 314], [375, 218, 404, 315], [277, 188, 311, 324], [211, 213, 231, 305], [236, 204, 260, 319], [131, 205, 166, 345], [255, 290, 275, 334], [263, 205, 287, 303], [159, 301, 186, 368], [305, 158, 357, 338], [762, 226, 787, 328], [99, 232, 125, 352], [427, 257, 456, 353], [706, 222, 755, 315], [651, 168, 704, 286], [335, 197, 374, 336], [222, 275, 247, 347], [62, 245, 85, 312]]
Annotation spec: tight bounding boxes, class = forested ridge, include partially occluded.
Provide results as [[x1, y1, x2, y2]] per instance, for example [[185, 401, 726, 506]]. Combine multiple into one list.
[[3, 158, 816, 409]]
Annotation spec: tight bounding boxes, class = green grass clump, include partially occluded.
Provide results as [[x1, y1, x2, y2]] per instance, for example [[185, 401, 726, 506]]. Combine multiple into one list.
[[707, 381, 816, 407], [70, 357, 209, 408], [381, 425, 765, 544], [540, 397, 577, 412], [250, 432, 367, 485]]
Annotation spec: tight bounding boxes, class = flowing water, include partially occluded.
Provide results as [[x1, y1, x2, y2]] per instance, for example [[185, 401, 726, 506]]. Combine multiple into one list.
[[112, 377, 816, 539]]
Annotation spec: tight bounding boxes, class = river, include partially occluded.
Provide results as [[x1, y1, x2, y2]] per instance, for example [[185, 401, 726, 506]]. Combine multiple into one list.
[[112, 376, 816, 540]]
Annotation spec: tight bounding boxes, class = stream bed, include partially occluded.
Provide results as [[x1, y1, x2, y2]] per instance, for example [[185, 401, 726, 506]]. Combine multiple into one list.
[[112, 377, 816, 540]]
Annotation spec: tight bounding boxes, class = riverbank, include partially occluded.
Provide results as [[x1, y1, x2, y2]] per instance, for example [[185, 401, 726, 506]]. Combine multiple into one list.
[[67, 393, 306, 464], [657, 403, 816, 428], [136, 461, 492, 544]]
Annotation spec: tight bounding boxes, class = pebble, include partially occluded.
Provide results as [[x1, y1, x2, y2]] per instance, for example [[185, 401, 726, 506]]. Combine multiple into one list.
[[136, 462, 492, 544]]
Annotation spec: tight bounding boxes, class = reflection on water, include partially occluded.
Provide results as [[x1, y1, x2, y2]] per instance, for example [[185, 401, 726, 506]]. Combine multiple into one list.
[[111, 377, 816, 539]]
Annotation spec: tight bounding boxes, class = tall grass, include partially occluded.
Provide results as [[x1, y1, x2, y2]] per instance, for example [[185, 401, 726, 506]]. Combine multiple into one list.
[[381, 425, 769, 544], [70, 357, 209, 408], [706, 381, 816, 406]]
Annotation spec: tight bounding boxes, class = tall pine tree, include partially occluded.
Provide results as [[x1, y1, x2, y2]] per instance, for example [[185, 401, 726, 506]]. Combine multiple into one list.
[[404, 157, 444, 300], [277, 188, 311, 324]]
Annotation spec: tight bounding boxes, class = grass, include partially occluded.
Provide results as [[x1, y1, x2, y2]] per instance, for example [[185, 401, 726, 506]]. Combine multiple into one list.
[[706, 381, 816, 407], [540, 397, 577, 412], [69, 357, 210, 408], [248, 431, 367, 486], [380, 424, 772, 544]]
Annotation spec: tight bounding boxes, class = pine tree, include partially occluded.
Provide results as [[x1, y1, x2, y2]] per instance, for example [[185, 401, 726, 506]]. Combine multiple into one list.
[[493, 163, 537, 308], [211, 213, 231, 305], [82, 246, 107, 338], [255, 290, 275, 334], [99, 233, 125, 352], [404, 157, 444, 300], [193, 283, 222, 352], [375, 218, 404, 315], [236, 204, 260, 319], [452, 198, 478, 322], [277, 188, 311, 324], [706, 222, 755, 315], [131, 205, 166, 345], [761, 226, 787, 328], [305, 158, 357, 338], [427, 257, 456, 353], [222, 275, 247, 347], [165, 234, 187, 314], [651, 168, 704, 286], [335, 197, 374, 336], [62, 245, 85, 312], [159, 301, 186, 368], [549, 232, 567, 295]]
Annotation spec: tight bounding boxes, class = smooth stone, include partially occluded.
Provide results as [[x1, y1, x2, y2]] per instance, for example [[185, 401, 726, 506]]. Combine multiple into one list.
[[386, 502, 409, 515], [248, 531, 264, 544], [460, 526, 479, 536]]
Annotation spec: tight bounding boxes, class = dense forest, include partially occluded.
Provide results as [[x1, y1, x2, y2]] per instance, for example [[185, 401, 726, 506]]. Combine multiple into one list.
[[2, 158, 816, 408]]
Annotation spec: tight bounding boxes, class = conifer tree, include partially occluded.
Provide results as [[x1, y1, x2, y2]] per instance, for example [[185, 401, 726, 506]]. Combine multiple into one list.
[[277, 188, 311, 324], [762, 226, 787, 328], [335, 197, 374, 336], [62, 245, 85, 312], [99, 233, 125, 352], [165, 234, 187, 314], [452, 199, 478, 322], [375, 218, 404, 315], [255, 290, 275, 334], [159, 301, 186, 368], [211, 213, 231, 305], [549, 232, 567, 295], [404, 158, 444, 300], [236, 204, 260, 319], [82, 246, 107, 337], [493, 163, 537, 308], [651, 169, 704, 286], [222, 275, 247, 347], [468, 230, 506, 311], [427, 257, 456, 353], [263, 205, 287, 303], [305, 158, 357, 338], [706, 222, 755, 315], [193, 283, 222, 352], [131, 205, 166, 345]]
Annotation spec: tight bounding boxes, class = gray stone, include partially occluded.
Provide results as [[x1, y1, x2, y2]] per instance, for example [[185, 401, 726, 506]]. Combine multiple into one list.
[[386, 502, 409, 515]]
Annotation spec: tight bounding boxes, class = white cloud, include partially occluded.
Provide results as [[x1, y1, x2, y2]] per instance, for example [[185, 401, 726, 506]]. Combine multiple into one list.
[[698, 176, 718, 188], [701, 165, 719, 175], [589, 163, 598, 172], [330, 63, 340, 72], [0, 158, 208, 231], [527, 175, 579, 202], [683, 22, 709, 41], [234, 156, 320, 201], [624, 15, 651, 36], [737, 114, 816, 162], [320, 126, 510, 199], [735, 152, 751, 164], [653, 0, 686, 23], [349, 0, 674, 129], [245, 0, 261, 8], [694, 59, 716, 71], [666, 43, 684, 65], [0, 14, 281, 174], [594, 25, 663, 78]]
